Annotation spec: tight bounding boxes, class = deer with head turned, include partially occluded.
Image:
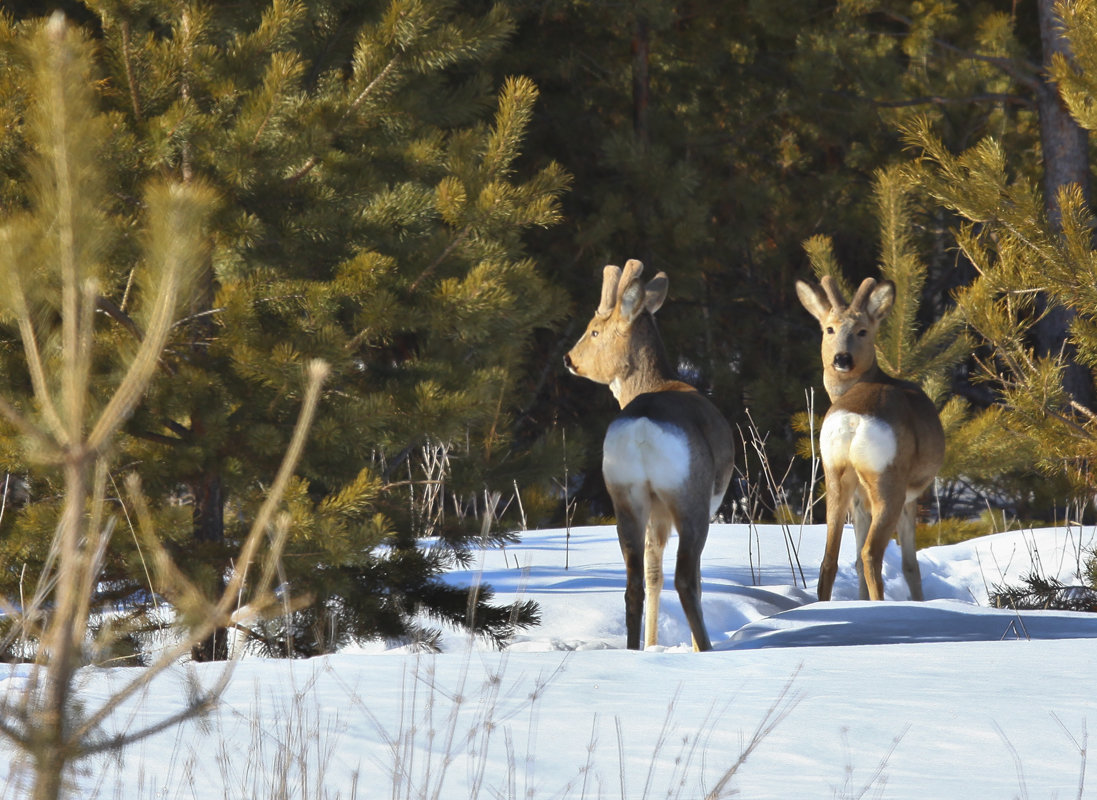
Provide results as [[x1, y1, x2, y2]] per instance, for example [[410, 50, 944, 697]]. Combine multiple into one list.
[[564, 259, 733, 651], [796, 275, 945, 602]]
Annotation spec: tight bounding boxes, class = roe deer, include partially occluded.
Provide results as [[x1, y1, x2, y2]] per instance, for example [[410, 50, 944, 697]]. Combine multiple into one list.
[[796, 275, 945, 601], [565, 260, 733, 650]]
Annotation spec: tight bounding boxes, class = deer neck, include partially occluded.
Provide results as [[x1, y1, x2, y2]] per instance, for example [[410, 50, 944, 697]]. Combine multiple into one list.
[[611, 321, 688, 408], [824, 359, 884, 401]]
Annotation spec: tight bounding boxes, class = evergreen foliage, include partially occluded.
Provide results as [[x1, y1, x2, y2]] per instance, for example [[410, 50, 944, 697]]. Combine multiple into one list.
[[0, 0, 567, 657], [906, 67, 1097, 496], [3, 0, 1097, 663], [0, 19, 326, 800], [990, 572, 1097, 613]]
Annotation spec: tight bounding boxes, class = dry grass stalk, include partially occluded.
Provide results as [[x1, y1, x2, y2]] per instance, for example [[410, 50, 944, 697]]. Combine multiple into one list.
[[0, 16, 329, 800]]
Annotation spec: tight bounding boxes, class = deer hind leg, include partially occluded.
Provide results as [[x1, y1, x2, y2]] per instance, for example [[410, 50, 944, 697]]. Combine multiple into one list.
[[672, 506, 712, 652], [610, 488, 650, 650], [898, 499, 924, 601], [643, 506, 672, 648], [851, 490, 872, 600]]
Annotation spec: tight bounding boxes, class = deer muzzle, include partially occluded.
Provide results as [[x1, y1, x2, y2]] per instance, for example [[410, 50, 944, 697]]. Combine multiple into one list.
[[832, 352, 854, 372]]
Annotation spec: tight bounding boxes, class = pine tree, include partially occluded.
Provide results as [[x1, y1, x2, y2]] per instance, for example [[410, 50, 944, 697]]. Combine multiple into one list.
[[0, 0, 567, 656], [0, 17, 328, 798], [807, 165, 1055, 518], [903, 0, 1097, 497]]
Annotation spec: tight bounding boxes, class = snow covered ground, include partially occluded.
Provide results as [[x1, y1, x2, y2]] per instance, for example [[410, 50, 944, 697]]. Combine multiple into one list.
[[4, 521, 1097, 799]]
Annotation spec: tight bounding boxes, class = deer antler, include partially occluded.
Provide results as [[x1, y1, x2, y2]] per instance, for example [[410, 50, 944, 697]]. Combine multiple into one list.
[[847, 278, 878, 312], [597, 265, 623, 318], [616, 259, 645, 304], [820, 275, 847, 311]]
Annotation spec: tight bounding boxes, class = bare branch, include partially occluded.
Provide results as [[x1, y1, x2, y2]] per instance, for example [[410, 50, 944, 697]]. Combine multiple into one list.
[[407, 226, 473, 294], [859, 91, 1032, 109], [95, 295, 144, 341], [77, 673, 229, 758], [72, 361, 329, 744]]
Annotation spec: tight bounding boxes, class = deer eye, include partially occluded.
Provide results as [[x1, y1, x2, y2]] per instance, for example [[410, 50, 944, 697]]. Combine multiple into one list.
[[825, 326, 834, 335], [590, 330, 599, 338], [857, 329, 867, 337]]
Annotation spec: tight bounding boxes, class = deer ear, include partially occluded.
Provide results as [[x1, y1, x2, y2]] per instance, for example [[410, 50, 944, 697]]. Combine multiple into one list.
[[795, 280, 830, 322], [866, 280, 895, 321], [643, 272, 669, 314], [618, 277, 646, 322]]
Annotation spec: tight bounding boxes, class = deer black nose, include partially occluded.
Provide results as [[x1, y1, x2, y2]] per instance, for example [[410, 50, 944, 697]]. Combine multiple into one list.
[[833, 352, 854, 372], [563, 353, 575, 371]]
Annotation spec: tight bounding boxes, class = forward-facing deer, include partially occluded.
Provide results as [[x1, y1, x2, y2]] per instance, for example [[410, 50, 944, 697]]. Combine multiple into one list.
[[565, 260, 733, 651], [796, 275, 945, 602]]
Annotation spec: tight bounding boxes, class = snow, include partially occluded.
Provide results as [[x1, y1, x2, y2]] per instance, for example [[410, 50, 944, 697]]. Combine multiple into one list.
[[4, 521, 1097, 799]]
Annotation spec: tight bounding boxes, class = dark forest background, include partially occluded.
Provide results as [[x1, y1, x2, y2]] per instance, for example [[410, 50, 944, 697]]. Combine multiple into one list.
[[4, 0, 1097, 655]]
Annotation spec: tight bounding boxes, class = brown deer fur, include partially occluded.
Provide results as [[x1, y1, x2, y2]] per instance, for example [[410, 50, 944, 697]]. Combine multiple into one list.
[[796, 275, 945, 602], [565, 260, 733, 650]]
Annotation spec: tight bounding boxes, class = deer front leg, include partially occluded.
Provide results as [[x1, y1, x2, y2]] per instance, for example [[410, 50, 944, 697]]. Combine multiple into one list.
[[819, 466, 855, 602], [643, 537, 664, 649], [643, 509, 672, 648]]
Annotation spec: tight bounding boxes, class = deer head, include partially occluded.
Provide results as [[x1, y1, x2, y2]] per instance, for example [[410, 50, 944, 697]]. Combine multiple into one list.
[[564, 259, 674, 406], [796, 276, 895, 397]]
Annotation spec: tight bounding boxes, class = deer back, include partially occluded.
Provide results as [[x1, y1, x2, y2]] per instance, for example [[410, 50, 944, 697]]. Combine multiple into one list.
[[566, 259, 733, 501], [607, 389, 734, 517]]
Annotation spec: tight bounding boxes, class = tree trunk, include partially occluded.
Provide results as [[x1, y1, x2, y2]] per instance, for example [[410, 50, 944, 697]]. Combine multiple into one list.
[[631, 16, 650, 147], [1034, 0, 1094, 409], [192, 471, 224, 544], [187, 255, 229, 660], [631, 15, 653, 264], [189, 469, 229, 661], [32, 459, 91, 800]]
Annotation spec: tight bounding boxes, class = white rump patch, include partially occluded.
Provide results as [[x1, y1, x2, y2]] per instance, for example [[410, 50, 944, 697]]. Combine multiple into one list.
[[603, 418, 691, 497], [820, 410, 897, 474]]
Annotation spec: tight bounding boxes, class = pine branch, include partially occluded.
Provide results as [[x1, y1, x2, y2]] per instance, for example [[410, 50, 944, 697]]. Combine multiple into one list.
[[837, 89, 1032, 110], [118, 19, 143, 123], [286, 55, 402, 187], [991, 572, 1097, 611], [877, 10, 1042, 90], [88, 181, 214, 454], [72, 360, 329, 746]]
